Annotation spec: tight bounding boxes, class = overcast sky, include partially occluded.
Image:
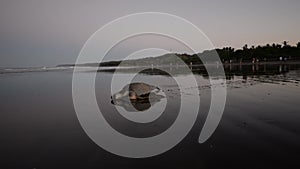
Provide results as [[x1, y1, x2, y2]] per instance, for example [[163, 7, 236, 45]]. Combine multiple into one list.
[[0, 0, 300, 67]]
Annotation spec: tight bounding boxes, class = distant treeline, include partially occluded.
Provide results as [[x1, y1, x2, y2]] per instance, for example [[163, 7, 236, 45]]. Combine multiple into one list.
[[216, 41, 300, 63], [57, 41, 300, 67]]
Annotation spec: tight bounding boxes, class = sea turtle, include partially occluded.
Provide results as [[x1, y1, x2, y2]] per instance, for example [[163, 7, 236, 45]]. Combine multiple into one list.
[[111, 82, 160, 101], [111, 82, 163, 111]]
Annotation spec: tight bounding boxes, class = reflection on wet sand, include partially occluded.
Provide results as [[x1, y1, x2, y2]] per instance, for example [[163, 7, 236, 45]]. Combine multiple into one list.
[[99, 63, 300, 77], [111, 92, 165, 112], [99, 63, 300, 88]]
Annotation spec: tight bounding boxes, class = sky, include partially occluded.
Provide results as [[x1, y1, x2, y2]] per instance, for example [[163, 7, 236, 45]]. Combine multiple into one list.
[[0, 0, 300, 67]]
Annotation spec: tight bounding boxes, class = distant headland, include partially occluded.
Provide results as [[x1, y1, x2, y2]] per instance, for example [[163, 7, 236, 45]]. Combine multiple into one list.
[[57, 41, 300, 67]]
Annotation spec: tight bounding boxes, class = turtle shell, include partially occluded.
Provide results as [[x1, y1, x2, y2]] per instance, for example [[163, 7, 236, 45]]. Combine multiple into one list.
[[125, 82, 158, 96]]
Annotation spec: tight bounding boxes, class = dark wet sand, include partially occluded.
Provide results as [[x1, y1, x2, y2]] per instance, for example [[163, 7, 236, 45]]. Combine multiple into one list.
[[0, 65, 300, 169]]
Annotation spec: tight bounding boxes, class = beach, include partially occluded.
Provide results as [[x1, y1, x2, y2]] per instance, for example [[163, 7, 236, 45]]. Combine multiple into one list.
[[0, 63, 300, 168]]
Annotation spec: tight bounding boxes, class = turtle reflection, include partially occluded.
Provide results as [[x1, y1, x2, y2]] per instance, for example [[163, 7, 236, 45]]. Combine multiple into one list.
[[111, 82, 164, 111]]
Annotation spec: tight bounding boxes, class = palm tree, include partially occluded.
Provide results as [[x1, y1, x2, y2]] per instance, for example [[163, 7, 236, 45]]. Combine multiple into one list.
[[282, 41, 289, 47]]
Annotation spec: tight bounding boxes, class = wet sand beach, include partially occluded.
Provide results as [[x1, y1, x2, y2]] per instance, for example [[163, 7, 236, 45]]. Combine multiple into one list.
[[0, 64, 300, 168]]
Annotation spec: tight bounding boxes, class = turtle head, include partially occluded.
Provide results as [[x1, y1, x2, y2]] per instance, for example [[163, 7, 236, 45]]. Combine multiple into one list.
[[111, 89, 130, 102]]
